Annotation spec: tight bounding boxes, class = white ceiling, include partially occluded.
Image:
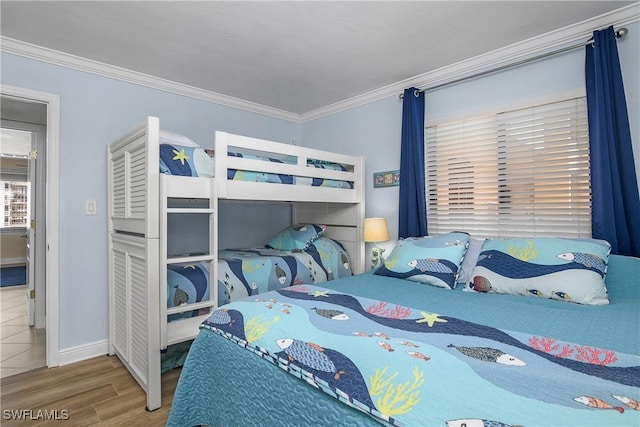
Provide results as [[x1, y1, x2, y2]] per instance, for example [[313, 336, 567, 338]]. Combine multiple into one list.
[[0, 1, 637, 116]]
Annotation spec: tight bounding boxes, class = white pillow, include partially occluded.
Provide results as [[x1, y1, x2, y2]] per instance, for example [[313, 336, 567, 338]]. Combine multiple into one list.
[[159, 129, 200, 147], [456, 239, 484, 285], [192, 148, 215, 178]]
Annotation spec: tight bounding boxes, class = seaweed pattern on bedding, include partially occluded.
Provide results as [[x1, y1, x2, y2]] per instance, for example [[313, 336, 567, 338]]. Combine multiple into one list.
[[200, 284, 640, 427]]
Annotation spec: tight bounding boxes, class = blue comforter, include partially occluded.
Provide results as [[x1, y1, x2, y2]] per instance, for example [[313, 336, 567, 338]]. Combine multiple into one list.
[[167, 254, 640, 427]]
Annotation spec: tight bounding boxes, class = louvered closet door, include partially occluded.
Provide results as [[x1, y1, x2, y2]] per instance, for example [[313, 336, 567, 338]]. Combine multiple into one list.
[[111, 244, 129, 359], [109, 134, 155, 236], [110, 232, 160, 394]]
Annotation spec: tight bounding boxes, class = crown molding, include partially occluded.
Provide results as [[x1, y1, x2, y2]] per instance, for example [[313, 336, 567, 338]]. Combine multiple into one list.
[[0, 36, 303, 123], [2, 4, 638, 125], [301, 4, 640, 122]]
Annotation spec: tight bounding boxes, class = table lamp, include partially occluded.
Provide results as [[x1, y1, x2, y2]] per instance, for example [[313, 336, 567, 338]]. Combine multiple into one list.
[[363, 217, 389, 270]]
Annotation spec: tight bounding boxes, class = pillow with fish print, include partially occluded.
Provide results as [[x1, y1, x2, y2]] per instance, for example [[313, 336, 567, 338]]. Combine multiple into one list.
[[265, 224, 326, 252], [373, 232, 470, 289], [465, 237, 612, 305]]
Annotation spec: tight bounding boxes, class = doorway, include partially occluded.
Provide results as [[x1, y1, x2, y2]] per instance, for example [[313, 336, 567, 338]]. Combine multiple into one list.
[[0, 105, 46, 377], [0, 85, 60, 373]]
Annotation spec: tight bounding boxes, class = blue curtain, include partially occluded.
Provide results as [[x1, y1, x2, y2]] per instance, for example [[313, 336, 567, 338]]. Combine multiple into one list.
[[398, 87, 428, 238], [585, 26, 640, 257]]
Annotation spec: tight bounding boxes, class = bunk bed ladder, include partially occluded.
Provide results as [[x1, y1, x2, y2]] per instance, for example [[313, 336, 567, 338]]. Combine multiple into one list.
[[159, 175, 218, 351]]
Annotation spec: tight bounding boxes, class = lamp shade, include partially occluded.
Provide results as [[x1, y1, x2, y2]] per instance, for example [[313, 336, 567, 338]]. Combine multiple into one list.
[[363, 217, 389, 243]]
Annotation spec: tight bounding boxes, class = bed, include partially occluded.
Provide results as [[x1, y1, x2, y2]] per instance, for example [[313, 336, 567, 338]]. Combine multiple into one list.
[[107, 117, 364, 410], [167, 244, 640, 427], [168, 236, 353, 317]]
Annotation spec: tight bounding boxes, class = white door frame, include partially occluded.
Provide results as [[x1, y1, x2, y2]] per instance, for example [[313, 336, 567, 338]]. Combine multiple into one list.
[[1, 85, 60, 367]]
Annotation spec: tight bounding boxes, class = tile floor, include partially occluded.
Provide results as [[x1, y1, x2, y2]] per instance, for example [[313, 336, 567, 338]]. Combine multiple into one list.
[[0, 284, 46, 378]]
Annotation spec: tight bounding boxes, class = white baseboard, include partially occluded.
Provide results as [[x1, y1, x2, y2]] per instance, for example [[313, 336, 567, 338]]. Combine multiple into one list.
[[58, 339, 108, 366]]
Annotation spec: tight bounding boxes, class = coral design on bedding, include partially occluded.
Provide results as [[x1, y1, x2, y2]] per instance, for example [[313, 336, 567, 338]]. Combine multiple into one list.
[[202, 284, 640, 426]]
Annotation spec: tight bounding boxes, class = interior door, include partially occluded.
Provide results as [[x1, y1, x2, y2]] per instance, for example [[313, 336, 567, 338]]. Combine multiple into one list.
[[1, 120, 42, 327], [26, 146, 36, 326]]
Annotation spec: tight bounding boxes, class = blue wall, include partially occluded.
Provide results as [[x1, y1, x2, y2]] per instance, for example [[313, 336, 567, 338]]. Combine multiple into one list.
[[1, 52, 300, 350]]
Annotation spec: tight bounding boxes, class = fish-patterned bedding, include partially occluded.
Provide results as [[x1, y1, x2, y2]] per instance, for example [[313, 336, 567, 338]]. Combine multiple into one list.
[[167, 237, 352, 320], [159, 143, 354, 188], [218, 237, 352, 305], [167, 262, 211, 322], [167, 254, 640, 427]]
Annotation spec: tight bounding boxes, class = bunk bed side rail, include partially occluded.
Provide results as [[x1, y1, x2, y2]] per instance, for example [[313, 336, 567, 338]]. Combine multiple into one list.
[[108, 117, 160, 238], [215, 131, 363, 203], [223, 181, 360, 203]]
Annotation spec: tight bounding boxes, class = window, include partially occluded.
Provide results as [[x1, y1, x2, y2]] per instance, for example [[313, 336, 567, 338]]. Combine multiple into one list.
[[1, 181, 30, 228], [1, 127, 32, 229], [425, 97, 590, 239]]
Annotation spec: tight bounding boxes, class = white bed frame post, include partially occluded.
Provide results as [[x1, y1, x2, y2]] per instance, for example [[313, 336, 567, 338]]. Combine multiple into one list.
[[354, 153, 365, 274]]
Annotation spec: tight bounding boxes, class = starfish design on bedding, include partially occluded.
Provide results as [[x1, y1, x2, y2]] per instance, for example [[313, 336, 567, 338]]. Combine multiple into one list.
[[310, 290, 330, 298], [416, 311, 448, 327], [172, 148, 190, 165]]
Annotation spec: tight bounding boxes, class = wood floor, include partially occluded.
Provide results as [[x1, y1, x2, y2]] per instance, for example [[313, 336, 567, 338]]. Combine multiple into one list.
[[0, 355, 180, 426]]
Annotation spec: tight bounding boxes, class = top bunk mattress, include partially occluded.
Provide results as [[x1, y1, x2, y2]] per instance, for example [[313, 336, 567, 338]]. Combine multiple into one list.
[[158, 131, 354, 189]]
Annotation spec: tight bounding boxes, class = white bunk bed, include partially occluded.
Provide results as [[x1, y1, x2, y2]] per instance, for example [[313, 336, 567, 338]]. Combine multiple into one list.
[[107, 116, 364, 410]]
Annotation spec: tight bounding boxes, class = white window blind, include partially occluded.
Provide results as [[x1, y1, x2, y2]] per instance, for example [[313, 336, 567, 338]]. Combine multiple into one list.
[[425, 97, 591, 239]]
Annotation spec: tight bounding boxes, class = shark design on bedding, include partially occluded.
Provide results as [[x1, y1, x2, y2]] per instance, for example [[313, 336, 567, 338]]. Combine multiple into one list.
[[201, 284, 640, 427]]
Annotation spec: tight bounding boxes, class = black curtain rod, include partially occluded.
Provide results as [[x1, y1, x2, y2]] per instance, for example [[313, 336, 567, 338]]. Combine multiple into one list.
[[400, 27, 629, 98]]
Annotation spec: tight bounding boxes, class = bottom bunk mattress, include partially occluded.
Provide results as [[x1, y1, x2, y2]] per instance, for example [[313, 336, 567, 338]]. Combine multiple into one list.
[[167, 255, 640, 427], [167, 237, 352, 319], [217, 236, 352, 305]]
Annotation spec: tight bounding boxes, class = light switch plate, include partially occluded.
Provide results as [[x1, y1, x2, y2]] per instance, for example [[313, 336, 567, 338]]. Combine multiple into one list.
[[86, 200, 97, 215]]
